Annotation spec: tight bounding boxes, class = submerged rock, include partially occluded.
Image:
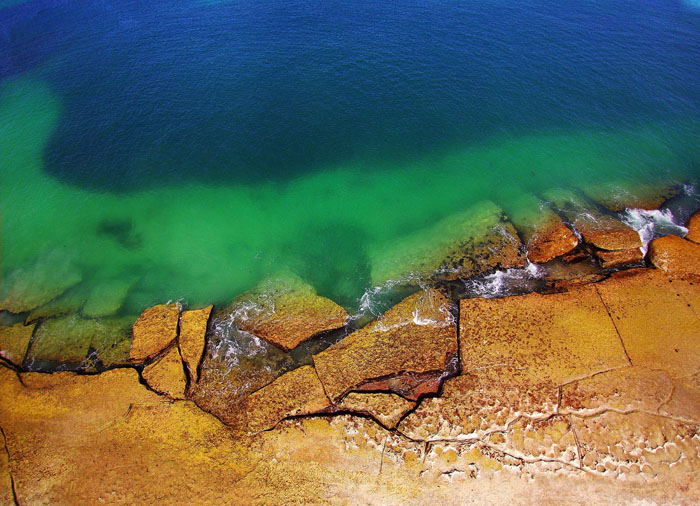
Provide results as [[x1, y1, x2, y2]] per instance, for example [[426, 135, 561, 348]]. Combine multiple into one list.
[[686, 211, 700, 244], [88, 316, 134, 368], [24, 283, 89, 324], [243, 365, 330, 433], [81, 277, 135, 318], [129, 304, 180, 361], [27, 316, 97, 366], [0, 322, 35, 367], [336, 392, 415, 429], [582, 181, 680, 212], [1, 251, 82, 313], [313, 289, 458, 402], [179, 305, 212, 382], [648, 234, 700, 281], [142, 346, 187, 399], [223, 274, 348, 352], [369, 201, 526, 285]]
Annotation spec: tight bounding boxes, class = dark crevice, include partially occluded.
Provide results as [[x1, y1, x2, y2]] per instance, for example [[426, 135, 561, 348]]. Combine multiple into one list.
[[594, 285, 633, 365], [0, 425, 20, 506]]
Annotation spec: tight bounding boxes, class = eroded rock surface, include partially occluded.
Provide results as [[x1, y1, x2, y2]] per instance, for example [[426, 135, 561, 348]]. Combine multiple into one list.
[[582, 181, 679, 212], [130, 304, 179, 361], [686, 211, 700, 244], [178, 305, 212, 381], [649, 234, 700, 281], [142, 346, 187, 399], [593, 247, 644, 268], [0, 322, 35, 367], [223, 275, 348, 352], [336, 392, 415, 429], [313, 289, 458, 401]]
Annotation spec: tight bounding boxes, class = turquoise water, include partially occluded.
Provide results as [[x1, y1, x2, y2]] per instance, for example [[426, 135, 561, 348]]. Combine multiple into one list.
[[2, 0, 700, 319]]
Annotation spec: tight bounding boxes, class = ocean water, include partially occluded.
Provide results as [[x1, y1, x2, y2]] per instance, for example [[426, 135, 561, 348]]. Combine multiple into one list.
[[2, 0, 700, 320]]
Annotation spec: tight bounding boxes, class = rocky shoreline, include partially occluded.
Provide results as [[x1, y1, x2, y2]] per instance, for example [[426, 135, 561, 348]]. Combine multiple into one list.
[[1, 190, 700, 504]]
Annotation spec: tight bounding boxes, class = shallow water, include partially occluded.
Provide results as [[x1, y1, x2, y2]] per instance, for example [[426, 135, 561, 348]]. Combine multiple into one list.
[[2, 0, 700, 318]]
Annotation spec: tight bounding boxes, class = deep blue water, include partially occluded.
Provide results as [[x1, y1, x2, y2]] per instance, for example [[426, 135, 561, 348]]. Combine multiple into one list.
[[3, 0, 700, 191]]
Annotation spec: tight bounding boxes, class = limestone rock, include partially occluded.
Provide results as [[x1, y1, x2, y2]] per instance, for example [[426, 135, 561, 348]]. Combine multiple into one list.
[[1, 251, 82, 313], [244, 365, 330, 433], [142, 346, 187, 399], [649, 234, 700, 281], [686, 211, 700, 244], [596, 268, 700, 378], [398, 367, 558, 441], [0, 322, 35, 366], [526, 219, 579, 264], [179, 305, 212, 382], [544, 188, 641, 251], [369, 201, 526, 285], [593, 247, 643, 268], [27, 316, 96, 366], [561, 367, 673, 416], [225, 274, 347, 352], [659, 373, 700, 423], [460, 285, 630, 385], [336, 392, 415, 429], [130, 304, 179, 361], [313, 289, 458, 402]]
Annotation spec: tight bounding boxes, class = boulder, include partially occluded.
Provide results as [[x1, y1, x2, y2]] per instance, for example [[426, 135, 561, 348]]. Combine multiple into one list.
[[593, 247, 644, 268], [336, 392, 415, 429], [243, 365, 330, 433], [313, 289, 458, 402], [179, 305, 212, 382], [686, 211, 700, 244], [460, 284, 630, 385], [129, 304, 180, 361], [595, 268, 700, 378], [142, 346, 187, 399], [224, 274, 347, 352], [649, 235, 700, 281], [369, 201, 526, 285], [1, 251, 82, 313], [0, 322, 35, 366]]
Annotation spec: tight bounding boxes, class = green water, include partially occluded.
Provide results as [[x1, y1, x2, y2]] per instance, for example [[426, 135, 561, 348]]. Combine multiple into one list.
[[2, 76, 699, 316]]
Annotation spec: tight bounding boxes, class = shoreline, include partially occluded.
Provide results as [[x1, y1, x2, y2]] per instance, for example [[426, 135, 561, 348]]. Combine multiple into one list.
[[1, 208, 700, 503]]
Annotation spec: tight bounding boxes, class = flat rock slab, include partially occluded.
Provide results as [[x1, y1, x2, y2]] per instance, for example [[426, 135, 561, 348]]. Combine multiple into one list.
[[593, 247, 643, 268], [0, 322, 35, 366], [142, 346, 187, 399], [686, 211, 700, 244], [225, 275, 348, 352], [243, 365, 329, 433], [336, 392, 415, 429], [27, 316, 97, 366], [649, 234, 700, 281], [526, 218, 579, 264], [460, 285, 630, 385], [130, 304, 180, 361], [178, 305, 212, 382], [369, 201, 526, 284], [398, 367, 559, 441], [313, 289, 458, 402], [596, 268, 700, 378]]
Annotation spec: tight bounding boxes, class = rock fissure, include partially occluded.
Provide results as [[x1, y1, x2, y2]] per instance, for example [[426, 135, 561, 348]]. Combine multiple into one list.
[[0, 425, 19, 506], [594, 285, 632, 365]]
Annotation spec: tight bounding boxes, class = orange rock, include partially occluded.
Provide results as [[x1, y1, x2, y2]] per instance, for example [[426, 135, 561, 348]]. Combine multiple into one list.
[[225, 275, 348, 352], [142, 346, 187, 399], [336, 392, 415, 429], [244, 365, 329, 433], [686, 212, 700, 244], [313, 289, 458, 401], [574, 215, 641, 251], [526, 220, 579, 264], [593, 247, 643, 268], [648, 235, 700, 281], [130, 304, 179, 361], [0, 322, 35, 367], [178, 305, 212, 382]]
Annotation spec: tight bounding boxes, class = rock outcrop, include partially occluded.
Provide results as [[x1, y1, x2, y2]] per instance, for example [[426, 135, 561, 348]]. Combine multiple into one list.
[[223, 274, 348, 352], [0, 322, 35, 367], [142, 346, 187, 399], [336, 392, 415, 429], [243, 365, 330, 433], [313, 289, 458, 402], [178, 305, 212, 382], [649, 234, 700, 281], [129, 304, 180, 361]]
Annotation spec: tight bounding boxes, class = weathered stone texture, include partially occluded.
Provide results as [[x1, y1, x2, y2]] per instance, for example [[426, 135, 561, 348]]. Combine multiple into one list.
[[142, 346, 187, 399], [593, 247, 644, 268], [336, 392, 415, 429], [313, 289, 458, 401], [130, 304, 179, 361], [178, 305, 212, 381], [0, 322, 35, 366], [649, 234, 700, 281], [686, 211, 700, 244], [526, 219, 579, 264]]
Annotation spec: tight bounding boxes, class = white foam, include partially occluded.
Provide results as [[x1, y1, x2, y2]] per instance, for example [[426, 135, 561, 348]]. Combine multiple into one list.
[[463, 262, 543, 299], [621, 208, 688, 255]]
